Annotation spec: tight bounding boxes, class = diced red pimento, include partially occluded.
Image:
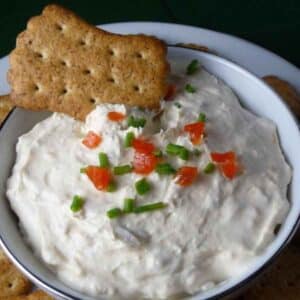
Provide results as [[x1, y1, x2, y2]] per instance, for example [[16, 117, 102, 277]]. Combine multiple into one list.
[[85, 166, 112, 191], [133, 151, 157, 175], [211, 151, 239, 180], [132, 138, 155, 154], [176, 166, 198, 187], [82, 131, 102, 149], [220, 160, 239, 180], [210, 151, 236, 163], [184, 121, 205, 145], [164, 84, 176, 101], [107, 111, 126, 122]]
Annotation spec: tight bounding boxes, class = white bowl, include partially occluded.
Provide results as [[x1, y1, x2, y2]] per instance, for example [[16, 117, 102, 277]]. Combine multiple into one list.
[[0, 47, 300, 300]]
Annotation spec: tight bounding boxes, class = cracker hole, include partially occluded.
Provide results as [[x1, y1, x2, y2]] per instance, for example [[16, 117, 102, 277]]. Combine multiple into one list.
[[60, 60, 67, 66], [55, 23, 64, 31], [28, 40, 32, 45], [108, 77, 115, 83], [61, 88, 68, 95], [34, 84, 40, 92], [133, 85, 141, 92], [83, 69, 91, 75], [36, 52, 44, 59], [136, 52, 143, 58], [8, 283, 13, 288], [108, 49, 115, 56], [79, 39, 87, 46], [90, 98, 96, 104]]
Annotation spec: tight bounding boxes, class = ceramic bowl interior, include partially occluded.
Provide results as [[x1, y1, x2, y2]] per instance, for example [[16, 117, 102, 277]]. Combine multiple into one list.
[[0, 47, 300, 300]]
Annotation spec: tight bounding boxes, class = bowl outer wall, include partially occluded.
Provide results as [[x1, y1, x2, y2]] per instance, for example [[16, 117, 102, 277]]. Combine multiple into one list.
[[0, 47, 299, 300]]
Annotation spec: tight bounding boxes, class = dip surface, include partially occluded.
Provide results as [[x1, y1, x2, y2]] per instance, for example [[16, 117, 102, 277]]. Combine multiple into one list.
[[7, 61, 291, 299]]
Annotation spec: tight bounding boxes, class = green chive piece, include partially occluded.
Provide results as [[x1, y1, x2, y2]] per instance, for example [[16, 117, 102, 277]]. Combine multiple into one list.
[[135, 178, 151, 195], [179, 148, 189, 160], [113, 165, 133, 175], [186, 59, 199, 75], [204, 162, 215, 174], [174, 102, 182, 108], [153, 149, 163, 157], [166, 143, 183, 155], [123, 198, 135, 213], [106, 208, 123, 219], [185, 84, 197, 93], [80, 167, 87, 174], [70, 195, 85, 212], [193, 149, 202, 157], [155, 163, 176, 175], [124, 132, 135, 147], [98, 152, 109, 168], [107, 181, 117, 192], [166, 143, 189, 161], [127, 116, 146, 128], [198, 112, 206, 122], [134, 202, 167, 214]]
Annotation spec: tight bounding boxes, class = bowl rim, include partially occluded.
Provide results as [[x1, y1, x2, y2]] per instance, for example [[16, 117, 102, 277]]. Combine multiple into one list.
[[0, 46, 300, 300]]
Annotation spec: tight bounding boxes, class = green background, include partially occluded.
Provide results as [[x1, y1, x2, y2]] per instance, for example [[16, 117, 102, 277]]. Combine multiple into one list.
[[0, 0, 299, 67]]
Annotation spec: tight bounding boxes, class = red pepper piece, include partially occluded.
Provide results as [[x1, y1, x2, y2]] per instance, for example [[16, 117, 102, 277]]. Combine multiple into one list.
[[132, 138, 155, 154], [85, 166, 112, 191], [176, 166, 198, 187], [107, 111, 126, 122], [133, 152, 157, 175], [184, 121, 205, 145], [82, 131, 102, 149]]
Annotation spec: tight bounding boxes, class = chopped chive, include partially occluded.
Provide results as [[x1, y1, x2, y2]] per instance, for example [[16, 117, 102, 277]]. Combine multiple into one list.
[[153, 149, 163, 157], [124, 132, 135, 147], [98, 152, 109, 168], [186, 59, 199, 75], [80, 167, 87, 174], [134, 202, 167, 214], [204, 162, 215, 174], [107, 181, 117, 192], [106, 208, 123, 219], [123, 198, 135, 213], [127, 116, 146, 128], [198, 112, 206, 122], [155, 163, 176, 175], [193, 149, 202, 156], [135, 178, 151, 195], [166, 143, 183, 155], [185, 84, 196, 93], [174, 102, 182, 108], [166, 143, 189, 161], [179, 148, 189, 160], [113, 165, 133, 175], [70, 195, 85, 212]]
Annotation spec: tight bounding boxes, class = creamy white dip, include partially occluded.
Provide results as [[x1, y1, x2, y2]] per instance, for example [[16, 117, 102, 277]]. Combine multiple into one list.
[[7, 61, 291, 299]]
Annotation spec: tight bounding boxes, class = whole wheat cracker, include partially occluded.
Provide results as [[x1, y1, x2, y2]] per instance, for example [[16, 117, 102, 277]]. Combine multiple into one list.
[[263, 75, 300, 118], [8, 4, 169, 120], [0, 249, 32, 297], [2, 289, 54, 300], [0, 95, 14, 124]]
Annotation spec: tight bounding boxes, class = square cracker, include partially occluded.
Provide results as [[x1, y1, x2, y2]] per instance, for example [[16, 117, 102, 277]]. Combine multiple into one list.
[[263, 75, 300, 118], [2, 290, 54, 299], [0, 95, 14, 124], [8, 4, 169, 120], [0, 249, 32, 297]]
